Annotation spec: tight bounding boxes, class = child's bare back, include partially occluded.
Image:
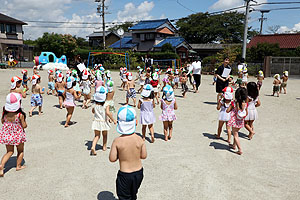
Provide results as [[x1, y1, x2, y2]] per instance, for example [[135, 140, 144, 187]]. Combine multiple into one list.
[[282, 76, 288, 83], [49, 74, 54, 82], [127, 80, 135, 89], [110, 133, 146, 173], [106, 91, 115, 101], [32, 84, 41, 94], [56, 81, 65, 90], [273, 79, 281, 86]]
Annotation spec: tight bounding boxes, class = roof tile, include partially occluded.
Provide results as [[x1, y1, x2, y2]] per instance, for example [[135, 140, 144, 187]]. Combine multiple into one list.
[[248, 33, 300, 49]]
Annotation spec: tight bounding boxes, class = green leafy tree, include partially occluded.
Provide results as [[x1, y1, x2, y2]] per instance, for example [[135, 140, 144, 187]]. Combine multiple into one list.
[[176, 12, 257, 44], [246, 43, 280, 62], [35, 33, 78, 59], [161, 43, 174, 52]]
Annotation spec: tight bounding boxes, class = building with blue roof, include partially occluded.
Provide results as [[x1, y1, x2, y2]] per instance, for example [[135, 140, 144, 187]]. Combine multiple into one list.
[[109, 19, 192, 63]]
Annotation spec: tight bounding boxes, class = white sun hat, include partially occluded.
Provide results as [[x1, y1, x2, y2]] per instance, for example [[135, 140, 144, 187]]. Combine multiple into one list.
[[10, 76, 22, 89], [222, 87, 234, 93], [94, 86, 107, 102], [57, 73, 63, 82], [152, 72, 159, 81], [117, 105, 136, 135], [66, 76, 75, 89], [141, 84, 153, 98], [5, 92, 22, 112], [163, 85, 174, 101], [284, 71, 288, 77], [127, 72, 133, 81], [31, 74, 40, 85], [224, 92, 233, 100], [106, 80, 114, 92], [82, 69, 89, 80]]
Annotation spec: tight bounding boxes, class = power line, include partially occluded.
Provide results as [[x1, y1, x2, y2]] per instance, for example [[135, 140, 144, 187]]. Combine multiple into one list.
[[176, 0, 197, 13]]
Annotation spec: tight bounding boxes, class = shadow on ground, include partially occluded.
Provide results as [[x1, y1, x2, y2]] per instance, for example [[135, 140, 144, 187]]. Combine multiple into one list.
[[59, 121, 77, 126], [3, 156, 25, 174], [203, 101, 217, 105], [97, 191, 117, 200]]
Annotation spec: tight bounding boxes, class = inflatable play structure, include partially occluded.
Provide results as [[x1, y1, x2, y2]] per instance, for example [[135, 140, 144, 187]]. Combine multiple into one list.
[[34, 52, 69, 70]]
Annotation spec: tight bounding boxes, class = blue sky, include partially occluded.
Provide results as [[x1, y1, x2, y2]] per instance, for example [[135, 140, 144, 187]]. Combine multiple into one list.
[[1, 0, 300, 39]]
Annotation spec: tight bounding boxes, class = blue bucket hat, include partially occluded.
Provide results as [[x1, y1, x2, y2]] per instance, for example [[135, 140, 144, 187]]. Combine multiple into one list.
[[117, 105, 136, 135]]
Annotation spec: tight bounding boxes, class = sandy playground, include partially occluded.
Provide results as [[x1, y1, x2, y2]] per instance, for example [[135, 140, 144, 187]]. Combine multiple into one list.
[[0, 68, 299, 200]]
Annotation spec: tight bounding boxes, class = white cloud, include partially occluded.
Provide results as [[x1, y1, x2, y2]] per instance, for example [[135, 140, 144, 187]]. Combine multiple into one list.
[[0, 0, 100, 39], [117, 1, 155, 22], [278, 22, 300, 33], [210, 0, 267, 11]]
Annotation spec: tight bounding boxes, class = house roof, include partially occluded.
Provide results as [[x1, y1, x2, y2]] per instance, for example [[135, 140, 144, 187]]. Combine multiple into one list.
[[154, 37, 188, 48], [87, 31, 117, 38], [190, 43, 242, 50], [0, 13, 27, 25], [109, 36, 137, 49], [248, 33, 300, 49], [129, 19, 169, 30]]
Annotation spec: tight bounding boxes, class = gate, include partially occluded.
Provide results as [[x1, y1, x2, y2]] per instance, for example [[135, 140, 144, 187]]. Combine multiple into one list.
[[270, 57, 300, 76]]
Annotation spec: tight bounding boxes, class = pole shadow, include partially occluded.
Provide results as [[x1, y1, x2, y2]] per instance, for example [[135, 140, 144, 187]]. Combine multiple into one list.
[[97, 191, 117, 200], [296, 98, 300, 100], [3, 156, 26, 174], [203, 102, 217, 105]]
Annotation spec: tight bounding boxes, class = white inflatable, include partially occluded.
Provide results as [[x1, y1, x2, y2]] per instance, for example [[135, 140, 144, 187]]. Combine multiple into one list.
[[38, 63, 69, 71]]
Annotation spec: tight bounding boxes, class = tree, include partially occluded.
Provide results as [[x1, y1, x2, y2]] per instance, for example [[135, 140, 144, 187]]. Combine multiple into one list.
[[161, 43, 174, 52], [108, 22, 134, 32], [246, 43, 280, 62], [176, 12, 257, 44], [267, 25, 280, 34], [74, 36, 89, 49], [35, 33, 78, 59]]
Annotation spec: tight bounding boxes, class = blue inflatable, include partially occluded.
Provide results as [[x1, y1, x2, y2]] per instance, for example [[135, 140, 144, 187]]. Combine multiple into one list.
[[36, 52, 67, 65]]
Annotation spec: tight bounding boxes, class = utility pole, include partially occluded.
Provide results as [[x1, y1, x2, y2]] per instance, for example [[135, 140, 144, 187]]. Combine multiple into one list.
[[242, 0, 252, 60], [95, 0, 110, 49], [259, 10, 270, 35]]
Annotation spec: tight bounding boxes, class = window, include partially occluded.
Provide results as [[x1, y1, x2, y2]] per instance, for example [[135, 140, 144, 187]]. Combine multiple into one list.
[[6, 24, 16, 34], [136, 33, 140, 38], [0, 24, 5, 33], [140, 34, 145, 41], [145, 33, 154, 40]]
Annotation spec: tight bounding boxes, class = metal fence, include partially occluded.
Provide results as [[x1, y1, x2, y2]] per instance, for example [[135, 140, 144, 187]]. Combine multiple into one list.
[[270, 57, 300, 76]]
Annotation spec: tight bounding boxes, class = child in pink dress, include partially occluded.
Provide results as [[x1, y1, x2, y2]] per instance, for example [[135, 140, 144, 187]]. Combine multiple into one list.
[[0, 93, 27, 177], [159, 85, 178, 141], [227, 88, 248, 155]]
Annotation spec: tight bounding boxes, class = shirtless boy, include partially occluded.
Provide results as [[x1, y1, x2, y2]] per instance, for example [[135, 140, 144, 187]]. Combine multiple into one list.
[[180, 70, 188, 98], [29, 75, 44, 117], [280, 71, 289, 94], [55, 73, 66, 109], [47, 70, 56, 95], [126, 73, 137, 107], [109, 106, 147, 200], [272, 74, 281, 97], [257, 70, 264, 90]]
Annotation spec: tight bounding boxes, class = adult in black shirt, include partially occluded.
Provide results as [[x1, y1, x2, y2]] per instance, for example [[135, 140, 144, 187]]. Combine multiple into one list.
[[216, 57, 232, 101]]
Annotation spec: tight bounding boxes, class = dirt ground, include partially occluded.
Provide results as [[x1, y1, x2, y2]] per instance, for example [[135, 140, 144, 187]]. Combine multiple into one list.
[[0, 68, 299, 200]]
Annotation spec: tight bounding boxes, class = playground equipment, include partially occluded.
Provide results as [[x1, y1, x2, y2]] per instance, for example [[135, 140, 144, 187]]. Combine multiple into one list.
[[153, 59, 180, 70], [87, 52, 131, 71], [34, 52, 69, 70], [7, 56, 18, 67]]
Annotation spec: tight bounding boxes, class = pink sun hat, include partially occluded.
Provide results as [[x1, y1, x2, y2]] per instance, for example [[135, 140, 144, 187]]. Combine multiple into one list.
[[5, 92, 22, 112]]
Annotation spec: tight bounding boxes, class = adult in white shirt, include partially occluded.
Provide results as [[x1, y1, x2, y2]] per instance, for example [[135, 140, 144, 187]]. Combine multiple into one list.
[[191, 58, 202, 93]]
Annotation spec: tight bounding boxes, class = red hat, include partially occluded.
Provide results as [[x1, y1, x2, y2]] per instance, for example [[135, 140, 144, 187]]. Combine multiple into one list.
[[57, 73, 63, 82], [222, 87, 233, 93], [11, 76, 22, 89], [21, 69, 27, 74], [31, 74, 40, 85]]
